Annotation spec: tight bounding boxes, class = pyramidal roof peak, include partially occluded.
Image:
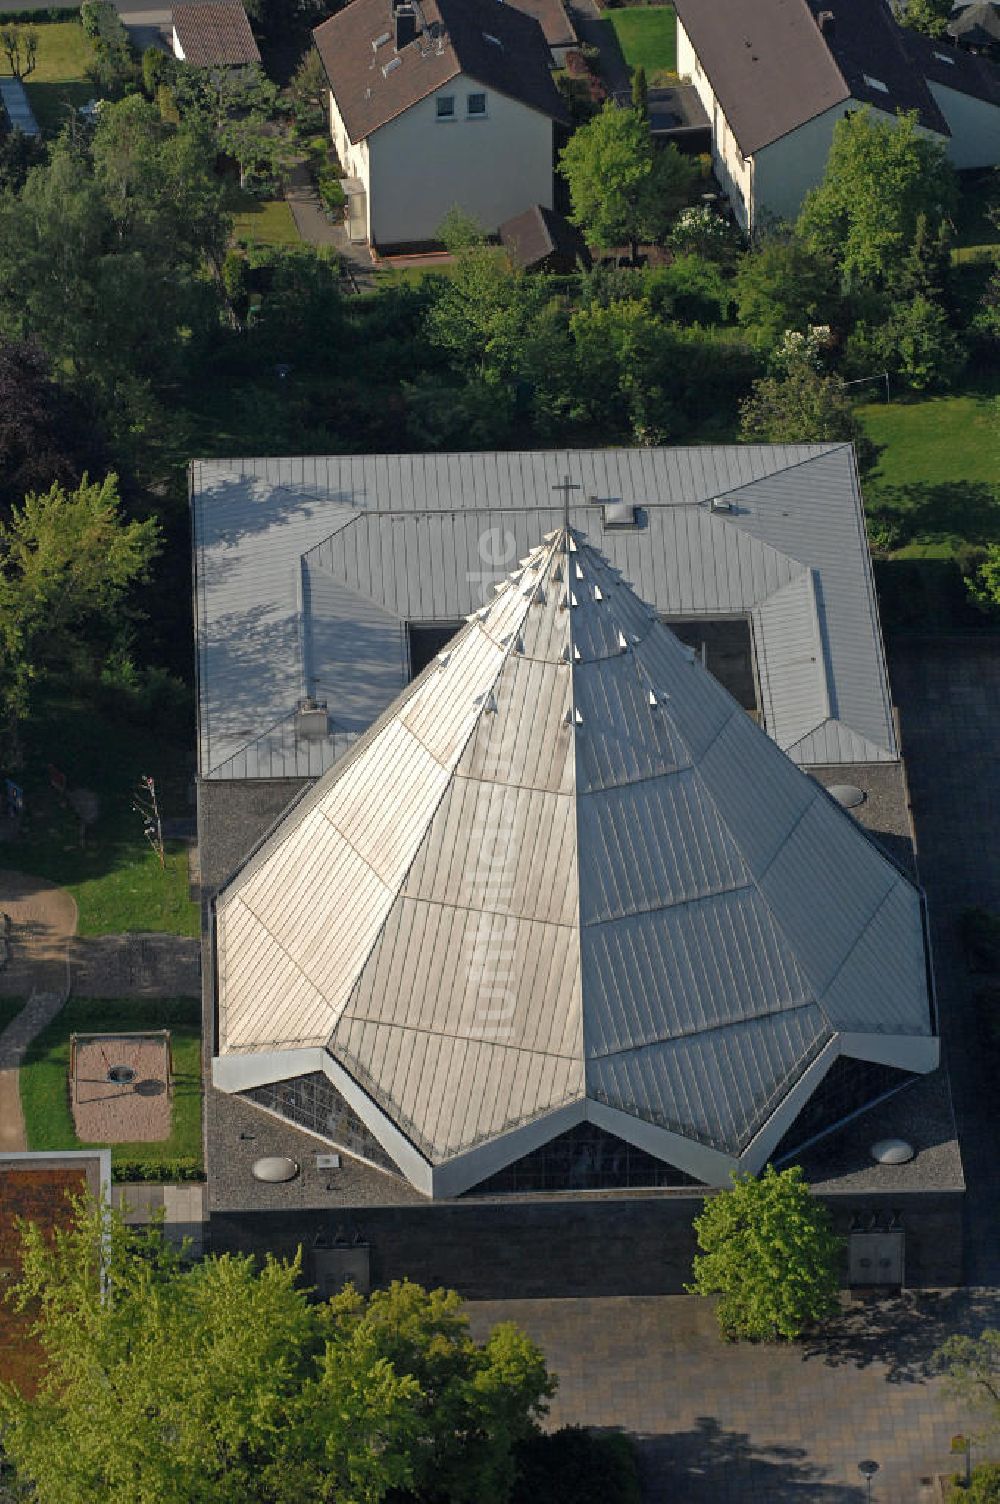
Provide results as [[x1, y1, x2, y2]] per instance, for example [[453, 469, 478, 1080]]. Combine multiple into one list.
[[213, 524, 935, 1196]]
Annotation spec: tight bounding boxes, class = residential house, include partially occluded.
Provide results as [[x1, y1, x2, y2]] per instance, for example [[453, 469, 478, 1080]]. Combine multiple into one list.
[[675, 0, 1000, 233], [171, 0, 261, 68], [507, 0, 579, 66], [313, 0, 569, 251]]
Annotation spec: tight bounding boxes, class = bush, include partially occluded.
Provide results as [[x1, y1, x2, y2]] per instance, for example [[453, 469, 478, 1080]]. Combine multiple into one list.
[[959, 907, 1000, 972], [318, 173, 345, 216], [141, 44, 172, 100], [955, 1463, 1000, 1500], [865, 506, 907, 554], [0, 5, 78, 19], [512, 1427, 642, 1504], [113, 1158, 204, 1182]]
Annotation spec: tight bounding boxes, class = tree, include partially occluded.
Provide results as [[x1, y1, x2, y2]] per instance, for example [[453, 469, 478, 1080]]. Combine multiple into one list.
[[559, 103, 696, 262], [0, 340, 102, 517], [0, 1200, 555, 1504], [798, 107, 957, 292], [631, 64, 648, 118], [0, 474, 159, 740], [965, 546, 1000, 613], [936, 1329, 1000, 1433], [0, 24, 37, 80], [734, 232, 838, 350], [895, 0, 951, 39], [687, 1165, 843, 1341], [867, 292, 965, 391], [287, 44, 329, 138], [740, 357, 873, 466]]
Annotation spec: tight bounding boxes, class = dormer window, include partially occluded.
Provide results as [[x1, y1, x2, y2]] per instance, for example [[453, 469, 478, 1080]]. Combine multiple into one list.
[[467, 92, 487, 116]]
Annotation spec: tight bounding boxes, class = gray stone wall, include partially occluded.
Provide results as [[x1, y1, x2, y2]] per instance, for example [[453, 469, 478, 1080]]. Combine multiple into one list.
[[209, 1186, 964, 1297]]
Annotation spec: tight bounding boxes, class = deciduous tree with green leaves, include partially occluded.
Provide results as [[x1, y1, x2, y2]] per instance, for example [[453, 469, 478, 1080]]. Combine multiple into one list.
[[559, 103, 696, 262], [797, 107, 957, 293], [0, 474, 159, 745], [936, 1329, 1000, 1432], [0, 1200, 555, 1504], [688, 1165, 843, 1341], [739, 357, 873, 466]]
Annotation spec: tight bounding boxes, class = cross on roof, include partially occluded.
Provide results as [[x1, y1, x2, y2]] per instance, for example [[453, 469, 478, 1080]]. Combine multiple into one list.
[[553, 474, 580, 537]]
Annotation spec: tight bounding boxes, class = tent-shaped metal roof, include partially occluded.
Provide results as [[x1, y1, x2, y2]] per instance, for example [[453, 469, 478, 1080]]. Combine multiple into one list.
[[212, 526, 937, 1194]]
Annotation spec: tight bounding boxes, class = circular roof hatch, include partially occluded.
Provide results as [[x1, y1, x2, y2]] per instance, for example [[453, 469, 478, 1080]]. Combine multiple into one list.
[[252, 1156, 299, 1183], [828, 784, 866, 809], [870, 1138, 915, 1165]]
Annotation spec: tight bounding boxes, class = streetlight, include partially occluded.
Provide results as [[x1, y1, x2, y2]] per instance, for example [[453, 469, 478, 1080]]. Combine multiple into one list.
[[857, 1459, 879, 1500]]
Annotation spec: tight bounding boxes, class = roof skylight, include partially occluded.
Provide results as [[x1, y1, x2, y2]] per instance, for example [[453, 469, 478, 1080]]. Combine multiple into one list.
[[862, 73, 888, 92]]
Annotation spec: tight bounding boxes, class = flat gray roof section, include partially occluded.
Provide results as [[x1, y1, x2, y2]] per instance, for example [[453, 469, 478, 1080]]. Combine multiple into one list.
[[191, 444, 897, 782]]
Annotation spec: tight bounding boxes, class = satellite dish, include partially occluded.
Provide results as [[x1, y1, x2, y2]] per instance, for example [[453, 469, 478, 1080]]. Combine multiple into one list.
[[252, 1156, 299, 1183], [870, 1138, 914, 1165]]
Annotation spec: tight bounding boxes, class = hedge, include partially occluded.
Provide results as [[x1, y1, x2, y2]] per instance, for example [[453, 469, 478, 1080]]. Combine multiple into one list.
[[0, 6, 80, 19]]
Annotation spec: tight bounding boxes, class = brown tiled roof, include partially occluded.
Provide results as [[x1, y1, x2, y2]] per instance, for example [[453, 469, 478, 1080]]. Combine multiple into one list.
[[506, 0, 577, 50], [500, 202, 590, 267], [674, 0, 949, 155], [173, 0, 261, 67], [314, 0, 569, 144], [908, 25, 1000, 105], [0, 1164, 90, 1397]]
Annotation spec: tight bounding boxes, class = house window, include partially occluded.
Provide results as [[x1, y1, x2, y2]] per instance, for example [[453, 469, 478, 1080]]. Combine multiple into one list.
[[467, 92, 487, 117], [436, 94, 455, 118]]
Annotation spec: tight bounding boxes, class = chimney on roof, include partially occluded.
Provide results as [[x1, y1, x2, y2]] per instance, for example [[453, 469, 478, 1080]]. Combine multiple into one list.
[[817, 9, 836, 38], [393, 0, 418, 50]]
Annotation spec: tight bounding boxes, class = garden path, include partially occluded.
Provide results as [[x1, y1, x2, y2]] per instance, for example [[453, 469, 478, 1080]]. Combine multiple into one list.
[[0, 870, 77, 1152]]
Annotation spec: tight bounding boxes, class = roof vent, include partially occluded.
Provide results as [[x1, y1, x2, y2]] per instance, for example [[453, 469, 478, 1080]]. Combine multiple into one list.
[[870, 1138, 914, 1166], [252, 1156, 299, 1183], [295, 699, 329, 740], [710, 497, 734, 513], [593, 585, 603, 602], [437, 651, 451, 669], [648, 690, 658, 707], [817, 8, 835, 37], [828, 783, 866, 809], [603, 501, 638, 530], [315, 1153, 341, 1169]]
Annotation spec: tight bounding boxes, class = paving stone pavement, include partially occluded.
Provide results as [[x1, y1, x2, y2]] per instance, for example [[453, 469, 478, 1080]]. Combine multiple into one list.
[[468, 1293, 981, 1502], [890, 639, 1000, 1283], [112, 1182, 207, 1257]]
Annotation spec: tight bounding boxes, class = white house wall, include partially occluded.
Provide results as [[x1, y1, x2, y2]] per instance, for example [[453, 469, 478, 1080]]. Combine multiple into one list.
[[928, 79, 1000, 168], [752, 101, 945, 230], [365, 75, 554, 246], [677, 18, 752, 231]]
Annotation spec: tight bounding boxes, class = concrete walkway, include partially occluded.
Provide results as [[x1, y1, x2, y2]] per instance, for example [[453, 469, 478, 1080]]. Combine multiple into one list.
[[285, 161, 375, 291], [0, 871, 77, 1152]]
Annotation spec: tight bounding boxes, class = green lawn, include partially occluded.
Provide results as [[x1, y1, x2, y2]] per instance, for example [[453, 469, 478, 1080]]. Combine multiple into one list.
[[8, 689, 199, 938], [20, 997, 203, 1179], [230, 195, 302, 248], [606, 5, 677, 77], [9, 20, 95, 136], [859, 381, 1000, 633]]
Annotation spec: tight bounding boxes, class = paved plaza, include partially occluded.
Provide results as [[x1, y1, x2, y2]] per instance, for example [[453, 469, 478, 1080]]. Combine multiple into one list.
[[470, 1291, 987, 1502]]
